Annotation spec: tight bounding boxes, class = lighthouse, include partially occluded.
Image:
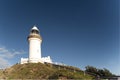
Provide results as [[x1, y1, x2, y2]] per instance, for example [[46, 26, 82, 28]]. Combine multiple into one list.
[[28, 26, 42, 63], [20, 25, 52, 64]]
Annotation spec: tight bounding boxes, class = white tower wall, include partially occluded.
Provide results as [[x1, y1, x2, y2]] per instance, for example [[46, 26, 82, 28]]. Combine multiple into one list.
[[28, 38, 42, 63]]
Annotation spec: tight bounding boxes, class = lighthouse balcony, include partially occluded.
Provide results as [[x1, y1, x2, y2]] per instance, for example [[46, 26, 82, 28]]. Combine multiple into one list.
[[27, 34, 42, 40]]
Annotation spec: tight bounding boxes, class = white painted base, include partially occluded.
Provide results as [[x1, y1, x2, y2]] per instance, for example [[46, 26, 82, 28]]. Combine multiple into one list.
[[20, 56, 52, 64]]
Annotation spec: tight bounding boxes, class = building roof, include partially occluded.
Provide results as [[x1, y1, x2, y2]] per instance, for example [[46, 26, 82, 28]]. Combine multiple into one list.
[[31, 25, 39, 31]]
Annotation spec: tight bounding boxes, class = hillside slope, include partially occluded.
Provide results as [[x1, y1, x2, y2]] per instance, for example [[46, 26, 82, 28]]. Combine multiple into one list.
[[0, 63, 93, 79]]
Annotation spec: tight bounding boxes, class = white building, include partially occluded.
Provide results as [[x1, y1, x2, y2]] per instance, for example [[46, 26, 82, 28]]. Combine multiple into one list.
[[20, 26, 52, 64]]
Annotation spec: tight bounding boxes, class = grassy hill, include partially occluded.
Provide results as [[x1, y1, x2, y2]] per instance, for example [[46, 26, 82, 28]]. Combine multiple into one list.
[[0, 63, 93, 79]]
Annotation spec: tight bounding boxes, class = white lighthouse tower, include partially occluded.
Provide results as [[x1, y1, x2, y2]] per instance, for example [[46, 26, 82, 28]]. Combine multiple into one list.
[[28, 26, 42, 63], [20, 25, 52, 64]]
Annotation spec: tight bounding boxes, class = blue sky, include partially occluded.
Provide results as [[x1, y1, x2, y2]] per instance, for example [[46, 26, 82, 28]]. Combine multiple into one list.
[[0, 0, 119, 75]]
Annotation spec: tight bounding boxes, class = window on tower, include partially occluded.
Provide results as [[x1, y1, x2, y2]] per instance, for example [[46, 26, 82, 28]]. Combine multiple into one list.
[[31, 30, 39, 34]]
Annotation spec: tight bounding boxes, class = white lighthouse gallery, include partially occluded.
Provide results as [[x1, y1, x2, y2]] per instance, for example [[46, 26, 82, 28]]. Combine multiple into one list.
[[20, 26, 52, 64]]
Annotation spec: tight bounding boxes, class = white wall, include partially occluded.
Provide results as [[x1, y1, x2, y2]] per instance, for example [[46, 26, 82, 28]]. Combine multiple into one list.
[[28, 38, 42, 63]]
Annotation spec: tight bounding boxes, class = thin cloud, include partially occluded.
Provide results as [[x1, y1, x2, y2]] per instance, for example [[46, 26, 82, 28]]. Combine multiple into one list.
[[0, 47, 26, 58], [0, 46, 26, 69]]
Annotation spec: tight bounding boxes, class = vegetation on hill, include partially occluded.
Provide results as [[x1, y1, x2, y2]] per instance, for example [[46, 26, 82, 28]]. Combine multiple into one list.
[[0, 63, 93, 79], [85, 65, 115, 79], [0, 63, 114, 79]]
